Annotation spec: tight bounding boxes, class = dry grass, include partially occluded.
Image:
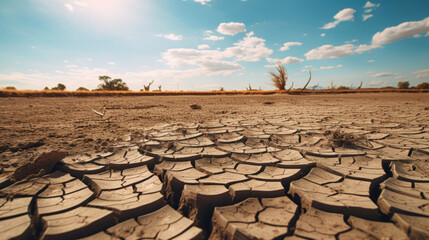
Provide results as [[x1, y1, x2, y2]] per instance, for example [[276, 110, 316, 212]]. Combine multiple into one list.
[[0, 88, 428, 97], [270, 64, 288, 90], [324, 127, 372, 149]]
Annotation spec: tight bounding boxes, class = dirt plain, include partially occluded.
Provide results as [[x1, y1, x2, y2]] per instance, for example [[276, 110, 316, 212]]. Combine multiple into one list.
[[0, 92, 428, 239]]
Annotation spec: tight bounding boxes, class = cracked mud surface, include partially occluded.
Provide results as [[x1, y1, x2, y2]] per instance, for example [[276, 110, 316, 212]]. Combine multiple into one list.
[[0, 93, 428, 239]]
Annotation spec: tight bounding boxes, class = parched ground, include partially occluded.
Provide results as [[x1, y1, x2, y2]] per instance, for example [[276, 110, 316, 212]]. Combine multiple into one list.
[[0, 93, 428, 239]]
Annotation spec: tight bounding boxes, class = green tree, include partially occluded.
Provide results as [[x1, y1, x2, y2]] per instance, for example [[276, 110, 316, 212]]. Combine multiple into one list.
[[97, 76, 129, 91], [76, 87, 89, 91], [52, 83, 66, 90], [397, 81, 409, 89], [4, 86, 16, 90], [44, 86, 49, 90], [416, 82, 429, 89]]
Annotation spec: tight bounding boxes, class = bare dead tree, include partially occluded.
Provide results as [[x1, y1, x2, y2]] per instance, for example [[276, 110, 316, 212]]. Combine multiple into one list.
[[246, 84, 254, 91], [287, 81, 294, 92], [158, 85, 162, 91], [357, 81, 363, 90], [330, 80, 336, 90], [301, 69, 312, 92], [143, 80, 154, 91]]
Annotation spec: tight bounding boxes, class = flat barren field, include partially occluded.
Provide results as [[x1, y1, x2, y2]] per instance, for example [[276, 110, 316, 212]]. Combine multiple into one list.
[[0, 92, 428, 239]]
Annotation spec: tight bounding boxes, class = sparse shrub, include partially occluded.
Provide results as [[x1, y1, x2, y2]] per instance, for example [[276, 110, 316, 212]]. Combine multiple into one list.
[[219, 87, 224, 91], [337, 86, 350, 90], [76, 87, 89, 91], [4, 86, 16, 90], [97, 76, 129, 91], [246, 84, 256, 91], [51, 83, 66, 91], [325, 127, 371, 149], [143, 80, 154, 91], [397, 81, 409, 89], [416, 82, 429, 89], [270, 63, 287, 90], [312, 83, 319, 90]]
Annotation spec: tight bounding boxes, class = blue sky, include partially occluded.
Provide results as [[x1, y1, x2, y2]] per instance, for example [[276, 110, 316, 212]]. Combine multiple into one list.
[[0, 0, 428, 91]]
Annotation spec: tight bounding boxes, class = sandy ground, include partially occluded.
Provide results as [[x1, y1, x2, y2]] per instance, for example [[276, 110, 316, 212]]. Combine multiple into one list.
[[1, 92, 429, 239], [0, 93, 428, 170]]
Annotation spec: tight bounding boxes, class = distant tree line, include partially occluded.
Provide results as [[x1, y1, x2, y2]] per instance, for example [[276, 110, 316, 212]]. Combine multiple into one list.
[[44, 83, 66, 91], [398, 81, 428, 89]]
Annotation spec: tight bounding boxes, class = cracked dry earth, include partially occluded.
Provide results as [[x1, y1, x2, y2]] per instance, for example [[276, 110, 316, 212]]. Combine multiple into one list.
[[1, 95, 429, 239]]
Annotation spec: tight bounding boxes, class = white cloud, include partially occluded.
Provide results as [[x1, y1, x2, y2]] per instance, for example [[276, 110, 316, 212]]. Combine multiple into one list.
[[362, 14, 373, 21], [362, 2, 379, 22], [200, 61, 243, 73], [372, 17, 429, 44], [279, 42, 302, 51], [74, 1, 87, 7], [305, 44, 354, 59], [0, 66, 242, 91], [320, 33, 326, 37], [203, 35, 224, 41], [0, 67, 110, 91], [303, 33, 308, 36], [64, 3, 74, 12], [217, 22, 246, 36], [368, 59, 375, 63], [64, 60, 69, 63], [223, 32, 273, 62], [365, 80, 393, 87], [162, 32, 272, 75], [301, 65, 313, 72], [194, 0, 212, 5], [321, 8, 356, 29], [413, 69, 429, 79], [198, 44, 210, 50], [266, 56, 304, 66], [364, 1, 380, 8], [345, 39, 358, 43], [157, 33, 183, 41], [108, 62, 116, 65], [304, 43, 381, 60], [354, 44, 382, 53], [367, 71, 403, 78], [320, 64, 343, 70]]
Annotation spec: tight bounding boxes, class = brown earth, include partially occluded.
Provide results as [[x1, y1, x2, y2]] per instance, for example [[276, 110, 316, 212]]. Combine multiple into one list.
[[1, 93, 427, 164], [0, 92, 428, 239]]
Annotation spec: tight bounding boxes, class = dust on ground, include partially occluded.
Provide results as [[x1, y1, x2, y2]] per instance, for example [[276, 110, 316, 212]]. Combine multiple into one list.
[[0, 93, 427, 174]]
